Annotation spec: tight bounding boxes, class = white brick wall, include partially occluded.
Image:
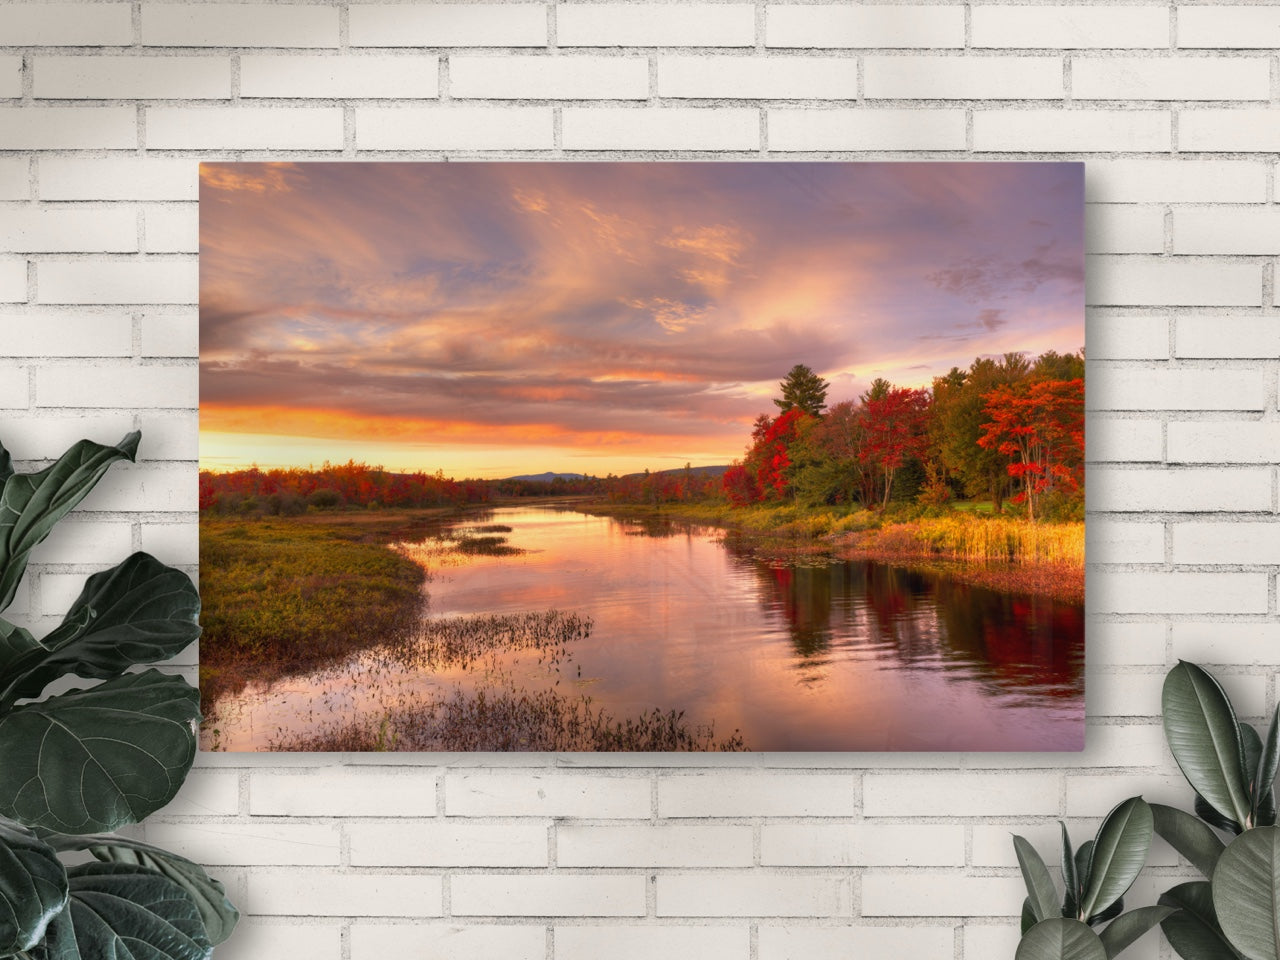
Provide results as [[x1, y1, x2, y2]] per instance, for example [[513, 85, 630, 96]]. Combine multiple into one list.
[[3, 3, 1276, 958]]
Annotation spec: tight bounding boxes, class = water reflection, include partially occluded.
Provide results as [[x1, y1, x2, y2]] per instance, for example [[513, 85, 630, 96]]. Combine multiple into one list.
[[207, 505, 1084, 752]]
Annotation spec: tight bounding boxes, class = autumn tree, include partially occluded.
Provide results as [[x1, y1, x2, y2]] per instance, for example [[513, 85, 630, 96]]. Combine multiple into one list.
[[862, 386, 932, 509], [774, 364, 829, 418]]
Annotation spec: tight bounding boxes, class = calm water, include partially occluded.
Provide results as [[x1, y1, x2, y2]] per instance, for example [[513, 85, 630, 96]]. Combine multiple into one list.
[[206, 505, 1084, 752]]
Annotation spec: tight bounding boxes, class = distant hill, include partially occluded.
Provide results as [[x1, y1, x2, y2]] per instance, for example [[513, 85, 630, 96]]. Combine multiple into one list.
[[504, 472, 588, 482], [625, 465, 731, 479]]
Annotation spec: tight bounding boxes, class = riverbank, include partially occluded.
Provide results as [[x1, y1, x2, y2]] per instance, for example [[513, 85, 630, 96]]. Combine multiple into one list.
[[580, 499, 1085, 604]]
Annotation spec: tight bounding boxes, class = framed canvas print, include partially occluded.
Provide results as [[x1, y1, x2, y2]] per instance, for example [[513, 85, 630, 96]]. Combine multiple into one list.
[[198, 161, 1084, 752]]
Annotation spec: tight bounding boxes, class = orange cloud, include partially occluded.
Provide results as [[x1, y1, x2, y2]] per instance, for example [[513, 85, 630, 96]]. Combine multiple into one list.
[[200, 162, 300, 194]]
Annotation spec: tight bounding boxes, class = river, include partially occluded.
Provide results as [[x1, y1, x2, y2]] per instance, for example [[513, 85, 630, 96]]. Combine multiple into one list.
[[205, 504, 1084, 752]]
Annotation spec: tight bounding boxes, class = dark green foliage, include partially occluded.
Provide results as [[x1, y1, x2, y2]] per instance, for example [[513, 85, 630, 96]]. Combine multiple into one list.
[[773, 363, 829, 417]]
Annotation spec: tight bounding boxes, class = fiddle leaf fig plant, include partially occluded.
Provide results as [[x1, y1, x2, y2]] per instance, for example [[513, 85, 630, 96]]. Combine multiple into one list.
[[0, 432, 237, 958], [1014, 797, 1176, 959]]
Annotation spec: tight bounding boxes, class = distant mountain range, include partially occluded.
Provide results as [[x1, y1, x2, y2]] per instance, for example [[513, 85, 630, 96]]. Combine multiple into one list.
[[503, 466, 729, 482]]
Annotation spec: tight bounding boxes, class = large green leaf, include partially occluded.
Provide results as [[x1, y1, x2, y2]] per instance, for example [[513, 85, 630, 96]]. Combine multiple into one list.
[[1016, 834, 1062, 923], [1153, 802, 1227, 877], [1099, 905, 1178, 959], [0, 439, 12, 484], [1213, 826, 1280, 960], [40, 833, 238, 946], [0, 817, 68, 955], [1255, 708, 1280, 825], [1164, 662, 1253, 829], [0, 670, 199, 834], [0, 554, 201, 708], [0, 616, 43, 682], [0, 433, 139, 614], [1160, 881, 1246, 960], [1017, 918, 1109, 960], [1079, 798, 1153, 922], [30, 862, 210, 960], [1062, 822, 1080, 919]]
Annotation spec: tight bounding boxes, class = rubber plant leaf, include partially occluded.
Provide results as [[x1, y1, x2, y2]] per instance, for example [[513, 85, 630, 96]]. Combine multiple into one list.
[[0, 670, 199, 834], [0, 432, 139, 614], [1061, 822, 1079, 919], [1016, 918, 1108, 960], [1015, 834, 1062, 923], [1163, 662, 1253, 830], [1254, 706, 1280, 826], [0, 816, 68, 956], [29, 861, 210, 960], [41, 832, 239, 946], [0, 552, 201, 708], [1078, 797, 1153, 922], [1152, 802, 1227, 877], [1097, 905, 1178, 960], [1212, 825, 1280, 960], [1159, 881, 1246, 960]]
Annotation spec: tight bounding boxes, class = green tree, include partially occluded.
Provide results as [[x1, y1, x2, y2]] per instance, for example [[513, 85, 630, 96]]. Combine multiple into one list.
[[932, 355, 1027, 513], [774, 363, 829, 418]]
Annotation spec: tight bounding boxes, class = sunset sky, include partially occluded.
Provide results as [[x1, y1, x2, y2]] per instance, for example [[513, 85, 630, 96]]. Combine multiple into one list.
[[200, 161, 1083, 478]]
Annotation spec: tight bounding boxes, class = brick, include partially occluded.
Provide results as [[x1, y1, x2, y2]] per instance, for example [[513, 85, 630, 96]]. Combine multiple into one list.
[[1177, 317, 1280, 358], [0, 414, 135, 458], [38, 259, 196, 305], [141, 4, 338, 48], [250, 771, 436, 816], [144, 204, 197, 254], [34, 56, 231, 100], [865, 773, 1059, 817], [658, 773, 854, 817], [563, 107, 757, 150], [0, 262, 26, 303], [349, 821, 547, 867], [658, 55, 856, 100], [218, 922, 340, 960], [357, 105, 553, 150], [0, 159, 28, 201], [963, 926, 1023, 960], [452, 875, 645, 917], [1073, 56, 1270, 101], [1088, 315, 1169, 360], [444, 773, 649, 818], [769, 925, 959, 959], [1095, 572, 1269, 615], [760, 824, 964, 867], [27, 518, 132, 565], [142, 822, 341, 866], [1088, 620, 1167, 665], [1066, 774, 1197, 817], [971, 5, 1169, 49], [559, 4, 755, 47], [139, 311, 197, 357], [557, 926, 749, 960], [768, 108, 965, 151], [41, 158, 198, 201], [1085, 417, 1163, 463], [349, 924, 544, 960], [0, 4, 132, 45], [0, 107, 136, 149], [1172, 521, 1280, 564], [1086, 159, 1267, 203], [350, 5, 546, 47], [0, 206, 136, 253], [1087, 366, 1265, 411], [155, 772, 239, 818], [972, 818, 1174, 868], [1169, 422, 1280, 464], [248, 873, 442, 917], [147, 107, 343, 150], [37, 364, 196, 408], [1088, 466, 1271, 511], [0, 311, 131, 356], [766, 5, 964, 49], [559, 824, 752, 867], [1087, 519, 1164, 564], [973, 109, 1171, 152], [1086, 256, 1262, 307], [862, 874, 1024, 917], [240, 54, 438, 99], [138, 522, 198, 566], [1183, 110, 1280, 152], [1085, 204, 1165, 255], [1171, 623, 1280, 665], [136, 410, 197, 458], [452, 55, 647, 100], [865, 55, 1062, 99], [1174, 206, 1280, 255], [1179, 6, 1280, 49], [657, 874, 850, 918], [0, 57, 21, 99]]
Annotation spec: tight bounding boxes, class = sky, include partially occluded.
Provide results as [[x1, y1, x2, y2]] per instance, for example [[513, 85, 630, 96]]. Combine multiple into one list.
[[199, 161, 1084, 478]]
